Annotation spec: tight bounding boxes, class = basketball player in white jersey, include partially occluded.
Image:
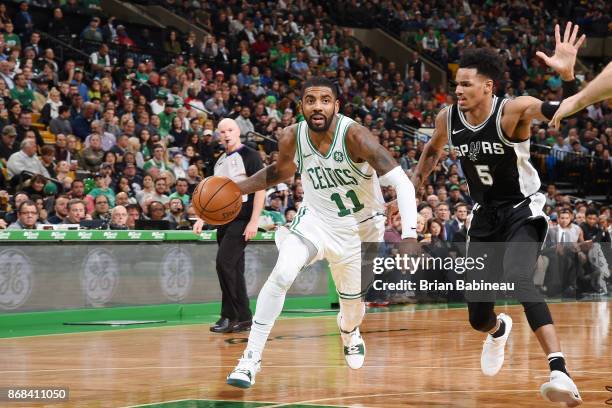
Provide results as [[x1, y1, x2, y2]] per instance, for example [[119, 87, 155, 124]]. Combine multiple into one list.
[[409, 23, 585, 406], [225, 77, 418, 388]]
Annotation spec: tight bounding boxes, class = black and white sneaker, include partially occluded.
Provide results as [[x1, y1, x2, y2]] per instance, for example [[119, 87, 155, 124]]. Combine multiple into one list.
[[226, 350, 261, 389]]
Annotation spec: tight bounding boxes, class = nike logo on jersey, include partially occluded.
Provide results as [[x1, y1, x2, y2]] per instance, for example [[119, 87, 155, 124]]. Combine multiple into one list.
[[303, 153, 313, 158], [452, 128, 465, 134]]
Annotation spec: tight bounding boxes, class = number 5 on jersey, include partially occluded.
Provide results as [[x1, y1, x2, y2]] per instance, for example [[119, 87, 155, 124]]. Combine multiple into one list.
[[331, 190, 364, 217], [475, 165, 493, 186]]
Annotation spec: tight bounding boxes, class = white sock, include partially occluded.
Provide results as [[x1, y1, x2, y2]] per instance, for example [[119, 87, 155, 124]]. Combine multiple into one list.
[[339, 298, 365, 332], [245, 233, 312, 356], [338, 298, 365, 343], [547, 352, 564, 359]]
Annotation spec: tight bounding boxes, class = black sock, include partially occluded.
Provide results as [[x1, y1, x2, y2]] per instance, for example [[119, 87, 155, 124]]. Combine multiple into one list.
[[492, 319, 505, 338], [548, 354, 570, 377]]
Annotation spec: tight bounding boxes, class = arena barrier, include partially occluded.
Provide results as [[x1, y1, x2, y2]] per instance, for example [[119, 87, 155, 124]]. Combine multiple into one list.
[[0, 231, 334, 317]]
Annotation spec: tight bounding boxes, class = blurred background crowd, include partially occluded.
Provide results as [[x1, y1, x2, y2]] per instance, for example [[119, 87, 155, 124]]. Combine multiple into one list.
[[0, 0, 608, 296]]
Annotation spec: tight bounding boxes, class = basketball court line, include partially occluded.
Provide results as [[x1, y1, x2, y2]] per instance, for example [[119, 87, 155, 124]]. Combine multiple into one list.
[[1, 365, 611, 375], [1, 301, 606, 340], [121, 398, 284, 408], [260, 389, 611, 408], [122, 399, 350, 408]]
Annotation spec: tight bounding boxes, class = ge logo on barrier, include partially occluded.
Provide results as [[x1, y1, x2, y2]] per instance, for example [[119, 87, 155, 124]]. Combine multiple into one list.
[[81, 248, 119, 307], [160, 247, 193, 302], [0, 249, 33, 310]]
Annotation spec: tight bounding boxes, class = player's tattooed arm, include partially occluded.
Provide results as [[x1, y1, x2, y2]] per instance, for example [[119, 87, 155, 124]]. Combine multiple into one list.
[[411, 108, 448, 190], [345, 124, 398, 175], [236, 125, 297, 195], [347, 123, 419, 240]]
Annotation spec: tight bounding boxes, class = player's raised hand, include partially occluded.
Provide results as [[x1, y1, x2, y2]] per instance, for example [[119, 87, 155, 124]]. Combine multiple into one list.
[[536, 22, 586, 80]]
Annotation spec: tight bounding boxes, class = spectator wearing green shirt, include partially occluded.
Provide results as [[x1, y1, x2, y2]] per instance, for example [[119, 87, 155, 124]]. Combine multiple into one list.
[[269, 41, 290, 73], [142, 143, 169, 172], [10, 74, 34, 110], [158, 101, 176, 138], [266, 192, 285, 224], [168, 177, 190, 206], [3, 22, 20, 50], [323, 37, 340, 57], [87, 173, 116, 207]]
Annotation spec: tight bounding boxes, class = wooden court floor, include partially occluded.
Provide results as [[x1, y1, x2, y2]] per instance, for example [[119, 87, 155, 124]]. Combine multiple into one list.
[[0, 302, 610, 407]]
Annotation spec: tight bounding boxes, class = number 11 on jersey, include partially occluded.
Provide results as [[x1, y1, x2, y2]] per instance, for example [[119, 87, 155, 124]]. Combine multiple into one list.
[[331, 190, 364, 217]]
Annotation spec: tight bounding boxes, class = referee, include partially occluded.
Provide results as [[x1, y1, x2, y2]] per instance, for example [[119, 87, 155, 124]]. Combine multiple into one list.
[[193, 118, 264, 333]]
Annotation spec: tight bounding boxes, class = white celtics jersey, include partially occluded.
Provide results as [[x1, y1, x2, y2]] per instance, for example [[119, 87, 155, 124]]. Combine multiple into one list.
[[293, 114, 385, 226]]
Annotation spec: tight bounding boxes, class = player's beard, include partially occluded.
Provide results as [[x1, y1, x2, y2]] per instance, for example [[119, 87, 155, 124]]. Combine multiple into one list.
[[306, 112, 333, 132]]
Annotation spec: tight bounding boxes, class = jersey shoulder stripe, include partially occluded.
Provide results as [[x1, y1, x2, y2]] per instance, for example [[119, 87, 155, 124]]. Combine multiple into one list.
[[495, 98, 513, 147]]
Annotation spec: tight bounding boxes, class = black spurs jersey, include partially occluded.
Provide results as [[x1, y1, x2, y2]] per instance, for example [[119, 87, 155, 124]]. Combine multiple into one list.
[[447, 96, 540, 205]]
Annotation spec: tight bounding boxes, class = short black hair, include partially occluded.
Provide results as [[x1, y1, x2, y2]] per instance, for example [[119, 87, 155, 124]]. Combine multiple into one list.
[[458, 48, 505, 82], [301, 77, 337, 99], [58, 105, 70, 114], [586, 208, 599, 217]]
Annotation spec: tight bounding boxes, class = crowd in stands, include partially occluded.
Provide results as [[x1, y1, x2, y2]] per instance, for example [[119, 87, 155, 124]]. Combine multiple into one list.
[[0, 1, 609, 293], [332, 0, 610, 65]]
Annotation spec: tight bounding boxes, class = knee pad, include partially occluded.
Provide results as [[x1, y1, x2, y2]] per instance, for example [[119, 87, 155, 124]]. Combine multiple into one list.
[[523, 302, 553, 331]]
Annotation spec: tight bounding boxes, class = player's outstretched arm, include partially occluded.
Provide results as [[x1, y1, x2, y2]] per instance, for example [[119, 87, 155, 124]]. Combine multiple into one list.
[[551, 61, 612, 128], [346, 125, 418, 239], [236, 125, 298, 195], [411, 108, 449, 190], [503, 22, 585, 136]]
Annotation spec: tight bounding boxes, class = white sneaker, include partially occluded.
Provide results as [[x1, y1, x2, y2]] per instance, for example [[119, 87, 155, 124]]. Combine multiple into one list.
[[337, 313, 366, 369], [540, 370, 582, 407], [226, 350, 261, 389], [480, 313, 513, 376]]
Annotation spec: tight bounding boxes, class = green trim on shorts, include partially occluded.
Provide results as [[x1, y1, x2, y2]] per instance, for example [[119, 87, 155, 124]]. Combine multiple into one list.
[[336, 287, 369, 300], [289, 206, 306, 231]]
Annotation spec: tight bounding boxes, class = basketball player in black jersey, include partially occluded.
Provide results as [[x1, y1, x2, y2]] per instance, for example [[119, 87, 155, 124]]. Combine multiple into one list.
[[411, 23, 585, 406]]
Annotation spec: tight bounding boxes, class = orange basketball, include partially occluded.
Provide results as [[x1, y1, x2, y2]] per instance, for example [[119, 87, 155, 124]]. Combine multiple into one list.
[[192, 176, 243, 225]]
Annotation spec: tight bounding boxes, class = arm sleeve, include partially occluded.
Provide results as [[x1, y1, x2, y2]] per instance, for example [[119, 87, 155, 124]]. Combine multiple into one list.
[[379, 166, 418, 239]]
